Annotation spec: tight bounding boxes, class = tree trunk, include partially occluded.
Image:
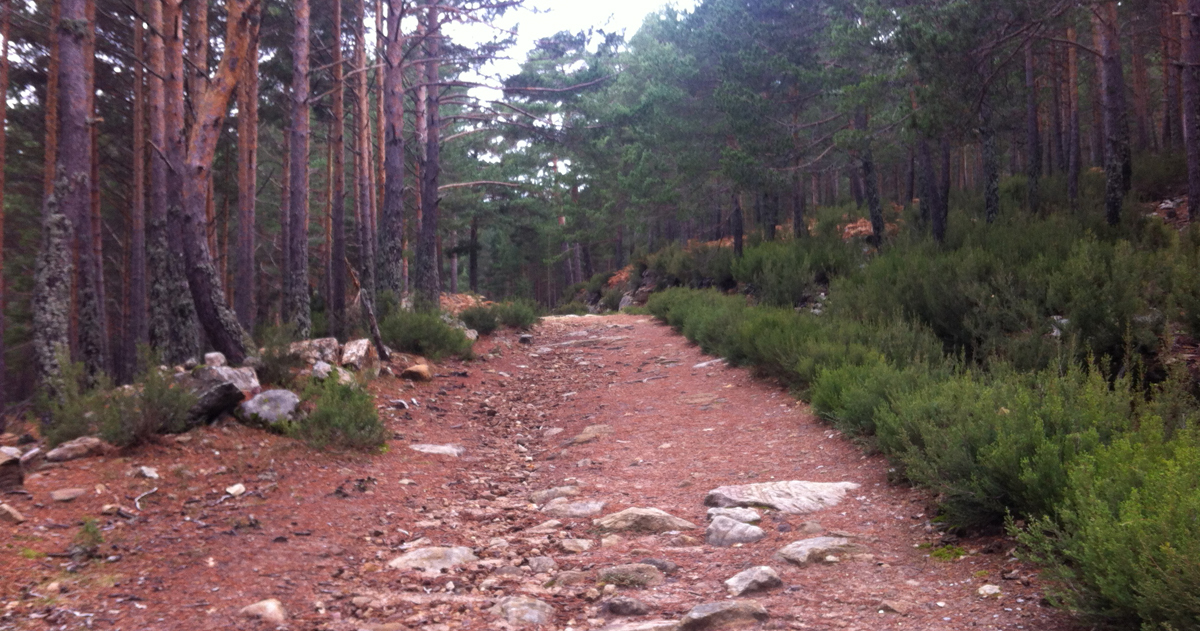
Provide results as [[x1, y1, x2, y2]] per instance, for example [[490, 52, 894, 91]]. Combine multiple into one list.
[[129, 6, 146, 373], [235, 24, 258, 332], [856, 109, 884, 247], [919, 137, 943, 242], [43, 0, 60, 203], [1131, 34, 1152, 152], [173, 0, 258, 364], [329, 0, 346, 338], [0, 0, 8, 402], [287, 0, 312, 337], [1050, 41, 1064, 173], [1165, 3, 1182, 151], [732, 192, 744, 258], [1097, 5, 1130, 225], [939, 136, 951, 226], [374, 0, 386, 233], [981, 102, 1000, 223], [1067, 26, 1081, 209], [380, 0, 405, 298], [468, 216, 478, 293], [1025, 40, 1041, 213], [280, 126, 290, 323], [354, 0, 376, 305], [792, 171, 807, 238], [1184, 0, 1200, 220], [415, 1, 442, 305]]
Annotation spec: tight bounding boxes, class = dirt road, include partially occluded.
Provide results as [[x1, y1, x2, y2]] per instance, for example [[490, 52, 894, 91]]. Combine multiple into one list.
[[1, 315, 1076, 630]]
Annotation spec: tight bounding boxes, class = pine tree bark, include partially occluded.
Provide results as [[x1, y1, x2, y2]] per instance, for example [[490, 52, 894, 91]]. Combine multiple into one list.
[[469, 215, 479, 293], [353, 0, 375, 302], [43, 0, 60, 203], [1131, 34, 1152, 152], [380, 0, 405, 298], [1025, 40, 1041, 213], [855, 109, 884, 247], [287, 0, 312, 337], [280, 126, 290, 323], [918, 137, 943, 242], [1165, 3, 1182, 150], [415, 1, 441, 305], [981, 101, 1000, 223], [792, 171, 807, 238], [1096, 4, 1131, 225], [0, 0, 9, 402], [235, 25, 258, 331], [1067, 26, 1082, 210], [1183, 0, 1200, 220], [731, 192, 743, 258], [129, 7, 147, 369], [1050, 41, 1064, 173], [329, 0, 346, 338]]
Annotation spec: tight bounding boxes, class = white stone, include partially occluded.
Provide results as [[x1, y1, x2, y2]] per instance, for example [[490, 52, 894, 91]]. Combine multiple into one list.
[[203, 352, 227, 367], [138, 466, 159, 479], [725, 566, 782, 596], [388, 546, 478, 575], [225, 483, 246, 497], [240, 599, 287, 623], [492, 596, 554, 626], [594, 507, 697, 533], [978, 584, 1002, 598], [541, 497, 606, 518], [775, 537, 854, 566], [705, 480, 860, 514], [706, 515, 766, 547], [409, 444, 465, 457], [706, 507, 761, 523]]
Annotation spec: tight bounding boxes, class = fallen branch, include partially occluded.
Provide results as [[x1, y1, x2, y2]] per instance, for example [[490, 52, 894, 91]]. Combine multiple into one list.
[[134, 487, 158, 511]]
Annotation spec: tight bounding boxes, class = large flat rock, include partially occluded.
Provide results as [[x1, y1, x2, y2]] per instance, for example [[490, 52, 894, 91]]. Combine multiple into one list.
[[387, 546, 478, 575], [594, 507, 697, 533], [704, 480, 859, 514], [775, 536, 855, 566]]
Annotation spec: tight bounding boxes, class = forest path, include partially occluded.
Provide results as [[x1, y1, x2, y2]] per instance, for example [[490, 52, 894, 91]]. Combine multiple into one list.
[[0, 315, 1076, 631]]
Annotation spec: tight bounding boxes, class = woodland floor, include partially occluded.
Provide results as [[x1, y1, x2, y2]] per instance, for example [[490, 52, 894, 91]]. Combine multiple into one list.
[[0, 315, 1081, 631]]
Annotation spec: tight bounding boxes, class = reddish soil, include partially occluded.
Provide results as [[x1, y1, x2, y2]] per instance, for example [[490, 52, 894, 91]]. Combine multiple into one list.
[[1, 315, 1080, 631]]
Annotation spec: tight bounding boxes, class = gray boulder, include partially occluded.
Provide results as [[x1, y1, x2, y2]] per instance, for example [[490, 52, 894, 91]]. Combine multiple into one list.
[[706, 515, 766, 547], [725, 566, 782, 596], [679, 601, 768, 631], [387, 546, 478, 575], [594, 507, 697, 533], [598, 563, 664, 588], [0, 451, 21, 491], [45, 436, 113, 462], [236, 390, 301, 432], [542, 497, 606, 518], [775, 536, 855, 566], [705, 480, 860, 514], [492, 596, 554, 627], [290, 338, 341, 364]]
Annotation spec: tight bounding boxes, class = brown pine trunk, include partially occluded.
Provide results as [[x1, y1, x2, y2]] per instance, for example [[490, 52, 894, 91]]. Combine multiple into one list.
[[792, 171, 807, 238], [1131, 34, 1152, 152], [43, 0, 60, 203], [329, 0, 346, 338], [415, 1, 441, 305], [280, 126, 290, 323], [374, 0, 385, 231], [1025, 40, 1041, 213], [129, 7, 147, 370], [1097, 4, 1131, 225], [324, 124, 332, 312], [287, 0, 312, 337], [0, 0, 8, 402], [855, 109, 884, 247], [1183, 0, 1200, 220], [1067, 26, 1082, 209], [354, 0, 376, 301], [731, 193, 743, 258], [1050, 41, 1064, 173], [235, 29, 258, 332], [380, 0, 406, 298], [1165, 3, 1182, 151]]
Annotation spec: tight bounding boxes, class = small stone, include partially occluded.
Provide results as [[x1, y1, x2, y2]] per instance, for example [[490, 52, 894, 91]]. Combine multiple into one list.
[[775, 537, 855, 566], [668, 534, 701, 547], [527, 556, 558, 573], [598, 563, 664, 588], [50, 488, 86, 502], [45, 436, 112, 463], [679, 600, 768, 631], [725, 566, 782, 596], [568, 424, 613, 445], [594, 507, 697, 533], [204, 352, 227, 367], [138, 466, 159, 479], [542, 497, 606, 518], [978, 584, 1002, 598], [706, 507, 761, 523], [706, 515, 766, 547], [552, 570, 593, 586], [387, 546, 478, 575], [311, 361, 334, 380], [559, 538, 593, 554], [524, 519, 563, 534], [340, 339, 381, 376], [225, 483, 246, 497], [530, 486, 578, 505], [409, 443, 465, 457], [605, 595, 652, 616], [240, 598, 287, 624], [401, 364, 433, 381], [601, 534, 622, 547], [879, 600, 912, 615], [519, 334, 533, 344], [492, 596, 554, 626], [0, 503, 25, 524], [638, 558, 679, 574], [597, 621, 679, 631]]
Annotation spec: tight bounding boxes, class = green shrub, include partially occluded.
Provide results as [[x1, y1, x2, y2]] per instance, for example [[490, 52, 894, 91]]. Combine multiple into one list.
[[39, 356, 115, 447], [459, 305, 499, 335], [379, 310, 474, 361], [875, 365, 1135, 531], [552, 301, 590, 316], [601, 288, 624, 312], [292, 379, 385, 450], [100, 349, 196, 447], [495, 300, 541, 329], [1018, 422, 1200, 628], [255, 325, 304, 388], [810, 360, 932, 439]]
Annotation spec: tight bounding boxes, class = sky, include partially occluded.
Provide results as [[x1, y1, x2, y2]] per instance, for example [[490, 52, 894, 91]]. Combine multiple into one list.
[[451, 0, 699, 99]]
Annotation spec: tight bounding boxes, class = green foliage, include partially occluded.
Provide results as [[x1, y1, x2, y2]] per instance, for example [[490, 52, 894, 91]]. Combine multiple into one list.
[[601, 288, 625, 312], [810, 359, 933, 440], [379, 310, 475, 361], [459, 306, 500, 336], [929, 545, 967, 561], [100, 348, 197, 447], [495, 300, 541, 329], [255, 325, 304, 388], [292, 379, 385, 451], [1018, 423, 1200, 627], [552, 301, 590, 316], [39, 355, 110, 447], [732, 235, 857, 307]]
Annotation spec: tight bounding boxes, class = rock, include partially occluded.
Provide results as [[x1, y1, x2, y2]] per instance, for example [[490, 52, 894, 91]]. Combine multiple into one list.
[[775, 537, 854, 566], [240, 598, 287, 624], [225, 483, 246, 497], [519, 334, 533, 344], [601, 535, 622, 547], [236, 390, 301, 432], [203, 352, 227, 367], [978, 584, 1002, 598], [879, 600, 912, 615], [618, 294, 634, 311], [0, 503, 25, 524], [725, 566, 782, 596], [0, 446, 20, 458], [340, 339, 380, 377], [706, 515, 766, 547], [0, 451, 21, 492], [679, 600, 768, 631], [401, 364, 433, 381], [599, 621, 679, 631], [527, 556, 558, 574], [464, 329, 479, 342], [568, 424, 613, 445], [594, 507, 697, 533], [542, 497, 606, 518], [638, 558, 679, 574], [50, 488, 86, 502], [552, 570, 593, 586], [387, 546, 478, 575], [598, 564, 664, 588], [409, 444, 464, 457], [311, 360, 334, 380], [604, 595, 652, 616], [290, 338, 341, 364], [559, 538, 593, 554], [704, 480, 860, 514], [137, 466, 159, 479], [45, 436, 112, 462], [19, 448, 44, 472], [193, 366, 261, 398], [492, 596, 554, 627], [530, 486, 578, 505], [524, 519, 563, 534], [706, 507, 761, 523], [175, 366, 259, 427]]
